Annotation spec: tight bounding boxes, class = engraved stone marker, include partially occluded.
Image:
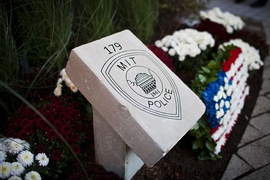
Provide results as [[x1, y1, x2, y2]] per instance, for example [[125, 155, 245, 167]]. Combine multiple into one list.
[[66, 30, 205, 179]]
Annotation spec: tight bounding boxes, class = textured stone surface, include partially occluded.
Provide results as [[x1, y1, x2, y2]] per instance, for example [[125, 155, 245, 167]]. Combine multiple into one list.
[[259, 79, 270, 95], [238, 125, 264, 147], [221, 155, 252, 180], [251, 96, 270, 117], [250, 113, 270, 135], [240, 164, 270, 180], [237, 135, 270, 169], [66, 30, 205, 168]]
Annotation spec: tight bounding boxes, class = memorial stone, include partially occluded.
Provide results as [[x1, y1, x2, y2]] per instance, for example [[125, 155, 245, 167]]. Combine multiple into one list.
[[66, 30, 205, 179]]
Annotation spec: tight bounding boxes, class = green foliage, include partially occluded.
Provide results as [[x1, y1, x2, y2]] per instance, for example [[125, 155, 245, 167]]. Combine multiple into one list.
[[173, 45, 214, 73], [190, 44, 236, 160], [15, 0, 73, 71], [0, 3, 20, 87], [72, 0, 116, 46], [115, 0, 159, 43]]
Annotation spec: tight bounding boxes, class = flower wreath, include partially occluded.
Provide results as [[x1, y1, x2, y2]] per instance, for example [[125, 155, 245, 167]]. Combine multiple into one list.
[[190, 45, 250, 159]]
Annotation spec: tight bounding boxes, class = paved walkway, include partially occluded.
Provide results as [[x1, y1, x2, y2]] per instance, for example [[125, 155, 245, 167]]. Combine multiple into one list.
[[207, 0, 270, 179]]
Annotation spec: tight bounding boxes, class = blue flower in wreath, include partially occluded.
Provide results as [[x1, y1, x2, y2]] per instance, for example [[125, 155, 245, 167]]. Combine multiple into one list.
[[202, 70, 233, 128]]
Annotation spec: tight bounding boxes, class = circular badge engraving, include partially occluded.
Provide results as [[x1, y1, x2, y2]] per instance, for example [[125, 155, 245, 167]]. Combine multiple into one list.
[[101, 50, 182, 120]]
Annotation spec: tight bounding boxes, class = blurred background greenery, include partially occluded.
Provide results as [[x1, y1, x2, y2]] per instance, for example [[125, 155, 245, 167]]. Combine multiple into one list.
[[0, 0, 208, 116]]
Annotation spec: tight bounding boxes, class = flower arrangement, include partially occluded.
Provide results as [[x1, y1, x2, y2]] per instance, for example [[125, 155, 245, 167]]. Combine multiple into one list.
[[199, 7, 245, 34], [202, 70, 233, 129], [147, 45, 176, 72], [211, 47, 250, 154], [0, 137, 49, 180], [190, 44, 254, 158], [4, 96, 93, 179], [54, 69, 78, 97], [154, 28, 215, 71], [219, 39, 264, 70]]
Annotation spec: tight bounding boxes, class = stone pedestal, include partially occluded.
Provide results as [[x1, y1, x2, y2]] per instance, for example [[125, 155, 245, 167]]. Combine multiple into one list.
[[93, 107, 143, 179], [66, 30, 205, 179]]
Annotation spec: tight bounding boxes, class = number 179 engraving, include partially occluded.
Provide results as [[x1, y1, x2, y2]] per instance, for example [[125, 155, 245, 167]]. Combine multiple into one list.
[[104, 42, 122, 54]]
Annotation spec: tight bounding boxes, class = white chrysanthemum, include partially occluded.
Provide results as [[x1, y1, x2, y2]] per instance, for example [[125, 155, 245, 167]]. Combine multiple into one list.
[[10, 162, 25, 176], [70, 84, 78, 93], [0, 162, 12, 179], [200, 7, 245, 33], [0, 151, 7, 162], [219, 39, 263, 70], [8, 138, 25, 154], [16, 151, 34, 167], [23, 142, 30, 150], [156, 28, 214, 61], [154, 40, 163, 47], [57, 78, 63, 85], [60, 68, 67, 80], [25, 171, 41, 180], [54, 87, 62, 97], [8, 175, 23, 180], [0, 138, 10, 152], [168, 49, 176, 56], [35, 153, 49, 166]]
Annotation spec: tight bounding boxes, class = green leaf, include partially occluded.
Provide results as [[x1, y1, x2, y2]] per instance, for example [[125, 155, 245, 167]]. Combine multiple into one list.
[[198, 119, 207, 129], [205, 140, 215, 152], [192, 140, 199, 150], [205, 77, 217, 85], [209, 151, 215, 158], [201, 66, 211, 73], [197, 138, 204, 149], [216, 155, 223, 159], [195, 130, 203, 139], [192, 123, 200, 130], [207, 60, 217, 69], [198, 74, 206, 84]]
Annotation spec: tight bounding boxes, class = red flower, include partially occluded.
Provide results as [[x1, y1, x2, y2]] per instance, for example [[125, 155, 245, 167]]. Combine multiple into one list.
[[22, 124, 34, 136], [8, 122, 20, 131], [61, 124, 72, 135], [72, 144, 81, 155], [63, 115, 73, 124], [73, 122, 82, 132], [47, 129, 58, 140], [42, 112, 54, 122], [148, 45, 176, 72], [5, 130, 17, 138], [59, 133, 69, 142], [36, 144, 46, 153], [17, 130, 28, 140], [18, 106, 33, 116], [53, 120, 63, 130], [19, 119, 29, 126], [222, 47, 242, 72], [70, 133, 79, 143], [51, 150, 62, 161]]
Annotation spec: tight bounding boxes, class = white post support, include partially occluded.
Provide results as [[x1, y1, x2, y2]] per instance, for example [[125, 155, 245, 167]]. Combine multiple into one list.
[[93, 107, 144, 179]]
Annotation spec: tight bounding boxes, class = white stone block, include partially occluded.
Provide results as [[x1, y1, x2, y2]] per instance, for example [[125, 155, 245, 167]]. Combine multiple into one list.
[[66, 30, 205, 167]]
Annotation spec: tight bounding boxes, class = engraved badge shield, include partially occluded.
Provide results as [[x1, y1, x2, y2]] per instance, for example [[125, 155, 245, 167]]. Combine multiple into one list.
[[101, 50, 182, 120]]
